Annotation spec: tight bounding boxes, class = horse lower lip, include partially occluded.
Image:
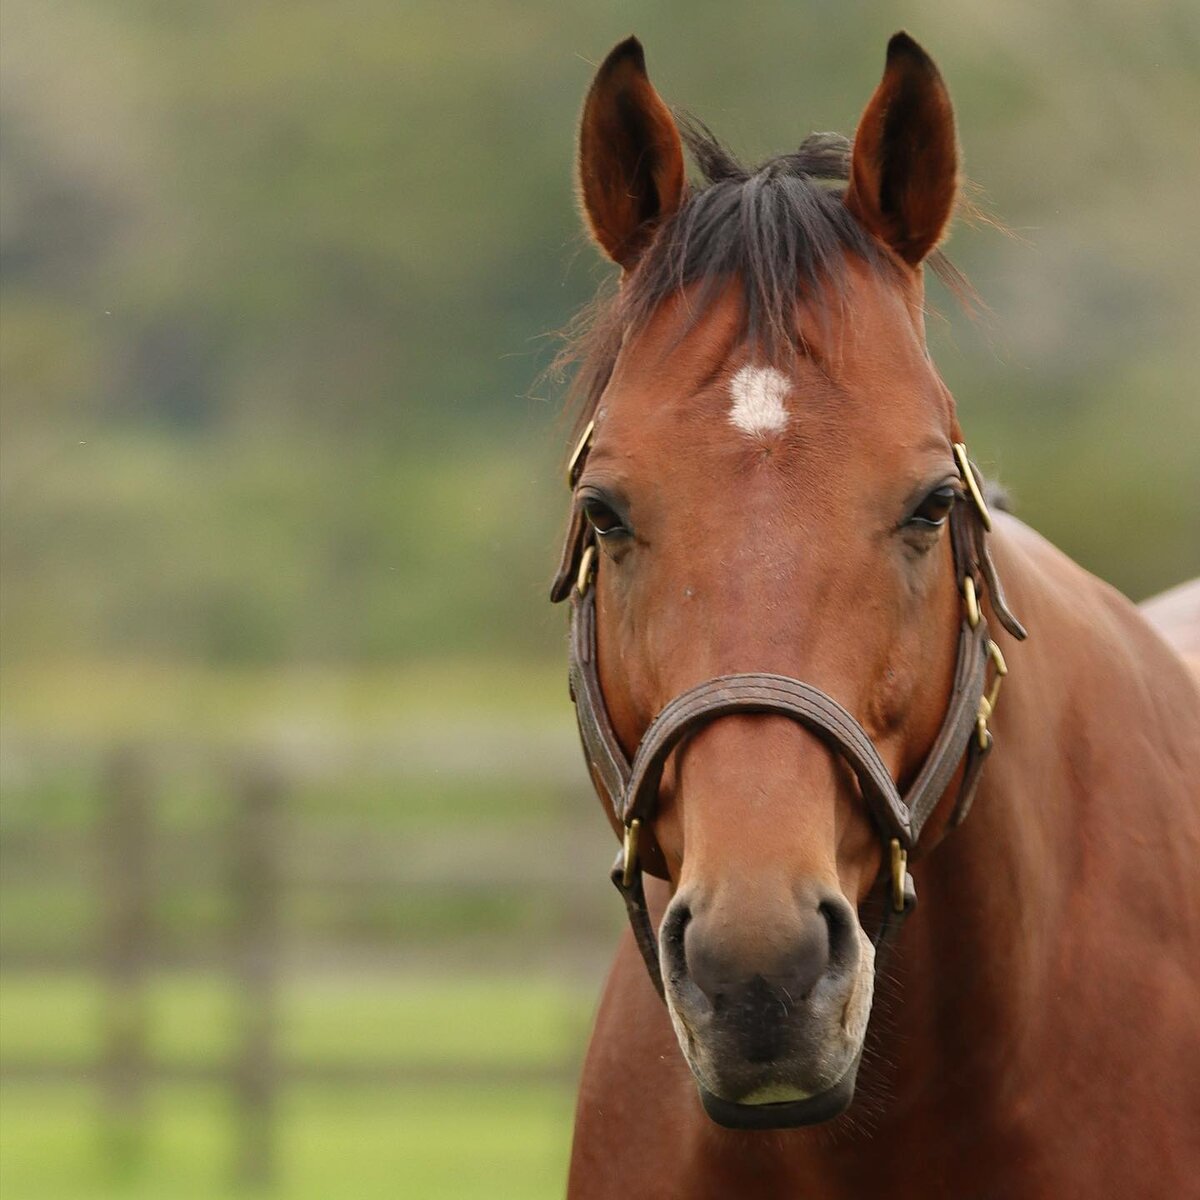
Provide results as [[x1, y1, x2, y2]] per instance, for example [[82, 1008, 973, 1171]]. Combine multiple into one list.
[[696, 1050, 862, 1130]]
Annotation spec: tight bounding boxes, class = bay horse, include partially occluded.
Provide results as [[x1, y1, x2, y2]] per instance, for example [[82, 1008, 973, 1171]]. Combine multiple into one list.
[[551, 32, 1200, 1199]]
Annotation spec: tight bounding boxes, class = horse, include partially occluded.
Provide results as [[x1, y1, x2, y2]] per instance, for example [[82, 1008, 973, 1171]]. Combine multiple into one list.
[[549, 32, 1200, 1199]]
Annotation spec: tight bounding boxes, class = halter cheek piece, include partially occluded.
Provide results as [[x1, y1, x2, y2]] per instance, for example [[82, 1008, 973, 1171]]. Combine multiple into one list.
[[550, 426, 1027, 1001]]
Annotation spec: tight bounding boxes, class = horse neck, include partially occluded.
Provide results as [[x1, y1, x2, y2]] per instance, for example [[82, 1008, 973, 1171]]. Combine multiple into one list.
[[893, 511, 1200, 1058]]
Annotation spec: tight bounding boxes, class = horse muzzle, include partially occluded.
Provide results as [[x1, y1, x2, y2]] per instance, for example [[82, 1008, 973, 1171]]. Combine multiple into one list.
[[659, 885, 875, 1128]]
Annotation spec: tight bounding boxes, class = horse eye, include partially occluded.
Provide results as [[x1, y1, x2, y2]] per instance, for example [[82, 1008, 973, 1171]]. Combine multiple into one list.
[[908, 485, 958, 529], [582, 496, 628, 538]]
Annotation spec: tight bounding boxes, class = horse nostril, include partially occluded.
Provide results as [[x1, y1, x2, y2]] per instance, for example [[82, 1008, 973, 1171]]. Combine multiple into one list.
[[660, 900, 693, 983], [818, 896, 857, 969], [668, 891, 860, 1019], [683, 901, 831, 1012]]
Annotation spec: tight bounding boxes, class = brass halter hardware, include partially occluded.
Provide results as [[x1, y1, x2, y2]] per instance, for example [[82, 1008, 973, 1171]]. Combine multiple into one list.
[[889, 839, 908, 913], [576, 545, 595, 596], [962, 575, 981, 629], [622, 818, 641, 887], [976, 639, 1008, 749], [566, 420, 595, 489], [975, 700, 993, 751], [985, 639, 1008, 711], [953, 442, 993, 531]]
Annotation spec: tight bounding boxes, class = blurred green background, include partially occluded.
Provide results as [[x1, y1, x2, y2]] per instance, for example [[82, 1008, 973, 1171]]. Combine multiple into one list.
[[1, 1, 1196, 1196]]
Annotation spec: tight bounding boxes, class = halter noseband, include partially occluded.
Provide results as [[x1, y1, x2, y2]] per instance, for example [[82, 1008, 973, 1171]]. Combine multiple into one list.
[[551, 425, 1026, 1001]]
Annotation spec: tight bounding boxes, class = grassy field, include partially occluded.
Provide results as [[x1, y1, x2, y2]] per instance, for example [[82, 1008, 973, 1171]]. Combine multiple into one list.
[[3, 1081, 576, 1199], [0, 972, 595, 1198]]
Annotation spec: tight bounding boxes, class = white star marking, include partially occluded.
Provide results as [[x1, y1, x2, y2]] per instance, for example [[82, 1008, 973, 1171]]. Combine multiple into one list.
[[729, 365, 791, 436]]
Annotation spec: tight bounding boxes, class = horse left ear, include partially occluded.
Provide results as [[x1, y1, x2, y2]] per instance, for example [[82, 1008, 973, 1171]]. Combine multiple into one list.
[[845, 32, 958, 267], [578, 37, 686, 269]]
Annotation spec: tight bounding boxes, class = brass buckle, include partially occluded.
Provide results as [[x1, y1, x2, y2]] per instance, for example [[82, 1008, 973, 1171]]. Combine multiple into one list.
[[962, 575, 981, 629], [953, 442, 993, 532], [976, 697, 993, 750], [985, 639, 1008, 712], [576, 545, 595, 596], [621, 818, 641, 887], [889, 838, 908, 913], [566, 420, 595, 489]]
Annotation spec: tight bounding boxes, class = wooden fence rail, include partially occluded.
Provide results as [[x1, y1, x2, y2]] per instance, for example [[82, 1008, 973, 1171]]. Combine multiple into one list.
[[0, 745, 604, 1187]]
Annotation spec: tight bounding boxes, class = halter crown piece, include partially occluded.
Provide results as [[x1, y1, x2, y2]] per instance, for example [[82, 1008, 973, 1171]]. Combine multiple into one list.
[[550, 424, 1027, 1000]]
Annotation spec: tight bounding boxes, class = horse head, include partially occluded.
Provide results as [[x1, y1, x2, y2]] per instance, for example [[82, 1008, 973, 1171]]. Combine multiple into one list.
[[557, 33, 1012, 1127]]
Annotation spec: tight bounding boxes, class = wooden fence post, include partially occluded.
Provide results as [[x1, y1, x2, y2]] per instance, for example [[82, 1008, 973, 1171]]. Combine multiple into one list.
[[100, 745, 151, 1176], [231, 758, 281, 1189]]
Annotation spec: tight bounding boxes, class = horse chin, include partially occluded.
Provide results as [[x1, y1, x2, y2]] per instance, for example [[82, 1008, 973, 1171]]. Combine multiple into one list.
[[669, 1010, 867, 1131], [696, 1049, 862, 1129]]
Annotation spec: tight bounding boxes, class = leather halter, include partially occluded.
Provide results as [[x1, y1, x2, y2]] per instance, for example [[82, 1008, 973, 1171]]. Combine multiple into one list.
[[551, 429, 1027, 1001]]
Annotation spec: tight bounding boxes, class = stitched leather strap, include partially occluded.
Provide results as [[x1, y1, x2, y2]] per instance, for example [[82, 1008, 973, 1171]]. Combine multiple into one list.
[[565, 506, 991, 850], [904, 619, 990, 835], [568, 576, 631, 831], [610, 849, 666, 1000], [624, 673, 915, 845]]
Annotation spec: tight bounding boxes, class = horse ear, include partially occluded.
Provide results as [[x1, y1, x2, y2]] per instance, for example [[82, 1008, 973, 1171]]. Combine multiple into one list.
[[578, 37, 685, 269], [845, 32, 958, 266]]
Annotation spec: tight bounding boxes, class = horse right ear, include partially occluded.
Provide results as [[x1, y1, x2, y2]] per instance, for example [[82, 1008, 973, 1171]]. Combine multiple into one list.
[[578, 37, 685, 270], [845, 32, 958, 267]]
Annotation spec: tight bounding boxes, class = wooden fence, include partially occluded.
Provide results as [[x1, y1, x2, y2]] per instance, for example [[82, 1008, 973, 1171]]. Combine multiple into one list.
[[0, 740, 612, 1187]]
